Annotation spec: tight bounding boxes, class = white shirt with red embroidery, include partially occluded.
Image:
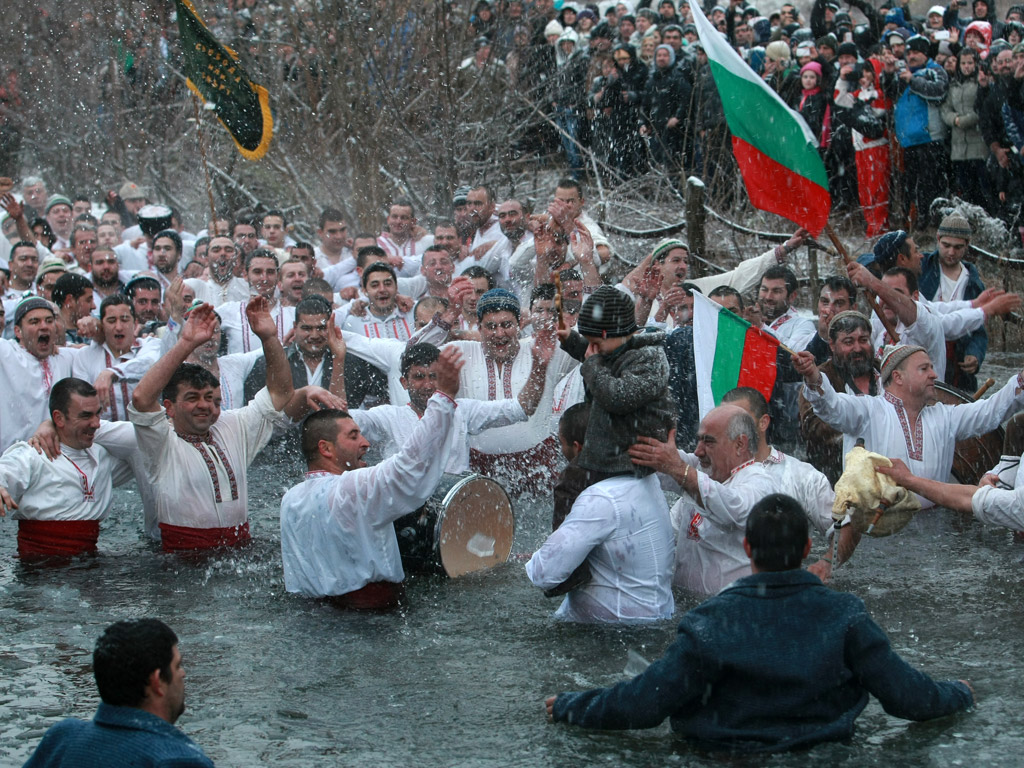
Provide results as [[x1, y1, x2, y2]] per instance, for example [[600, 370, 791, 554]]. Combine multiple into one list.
[[761, 305, 817, 351], [215, 299, 296, 354], [186, 276, 251, 307], [336, 304, 415, 342], [666, 454, 776, 596], [0, 340, 77, 453], [127, 387, 287, 530], [71, 337, 164, 422], [445, 338, 579, 454], [802, 372, 1024, 507], [377, 232, 433, 276]]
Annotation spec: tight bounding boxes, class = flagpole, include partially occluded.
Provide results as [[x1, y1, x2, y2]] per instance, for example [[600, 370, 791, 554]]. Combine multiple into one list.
[[192, 94, 219, 234], [824, 224, 901, 344]]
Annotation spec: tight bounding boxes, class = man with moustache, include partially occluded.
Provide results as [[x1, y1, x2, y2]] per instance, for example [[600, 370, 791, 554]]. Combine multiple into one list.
[[216, 249, 295, 354], [804, 276, 857, 364], [185, 235, 250, 307]]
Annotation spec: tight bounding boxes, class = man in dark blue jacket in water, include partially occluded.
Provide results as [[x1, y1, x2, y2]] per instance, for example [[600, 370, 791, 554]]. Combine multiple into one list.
[[545, 494, 974, 753]]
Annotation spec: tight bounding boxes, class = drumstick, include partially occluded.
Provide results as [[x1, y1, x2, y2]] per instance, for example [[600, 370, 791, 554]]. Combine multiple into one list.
[[972, 378, 995, 400]]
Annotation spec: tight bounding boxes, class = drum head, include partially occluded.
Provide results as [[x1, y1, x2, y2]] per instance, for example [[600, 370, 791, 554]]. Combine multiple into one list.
[[436, 475, 514, 578]]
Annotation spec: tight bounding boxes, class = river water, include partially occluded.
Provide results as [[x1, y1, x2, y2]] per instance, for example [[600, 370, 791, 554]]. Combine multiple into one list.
[[3, 361, 1024, 766]]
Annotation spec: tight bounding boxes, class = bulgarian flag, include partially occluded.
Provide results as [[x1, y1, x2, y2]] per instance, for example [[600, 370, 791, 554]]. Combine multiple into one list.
[[692, 292, 779, 421], [691, 3, 830, 235]]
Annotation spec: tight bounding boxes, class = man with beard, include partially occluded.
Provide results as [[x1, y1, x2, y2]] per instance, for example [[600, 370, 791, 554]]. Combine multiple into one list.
[[216, 249, 295, 354], [125, 276, 164, 329], [72, 296, 162, 423], [0, 297, 78, 452], [445, 288, 579, 495], [231, 219, 259, 261], [149, 230, 182, 294], [0, 378, 137, 558], [805, 276, 857, 364], [795, 342, 1024, 496], [799, 312, 877, 484], [89, 248, 129, 306], [185, 235, 249, 307], [350, 340, 551, 473], [757, 265, 817, 349]]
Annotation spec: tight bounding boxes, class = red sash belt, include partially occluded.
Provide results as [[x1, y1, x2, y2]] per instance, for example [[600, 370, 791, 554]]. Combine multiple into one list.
[[18, 520, 100, 558], [158, 521, 251, 552], [469, 435, 560, 497], [324, 581, 403, 610]]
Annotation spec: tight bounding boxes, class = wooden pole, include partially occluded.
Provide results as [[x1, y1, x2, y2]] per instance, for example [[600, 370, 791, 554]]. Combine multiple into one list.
[[192, 95, 219, 234], [824, 223, 901, 343], [685, 176, 706, 278]]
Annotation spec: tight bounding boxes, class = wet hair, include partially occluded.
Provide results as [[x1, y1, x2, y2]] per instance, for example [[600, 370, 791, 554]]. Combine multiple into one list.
[[724, 408, 760, 453], [153, 230, 183, 256], [49, 377, 98, 418], [301, 408, 353, 462], [819, 275, 857, 304], [70, 227, 98, 248], [362, 261, 397, 288], [193, 235, 211, 254], [389, 197, 415, 217], [883, 266, 918, 294], [462, 265, 495, 288], [93, 619, 178, 707], [470, 183, 496, 203], [709, 285, 744, 310], [745, 494, 809, 571], [162, 362, 220, 403], [245, 247, 279, 271], [318, 208, 345, 229], [292, 240, 315, 255], [30, 218, 56, 248], [413, 295, 448, 320], [100, 294, 135, 321], [555, 178, 584, 197], [559, 402, 590, 446], [760, 264, 798, 295], [52, 273, 93, 308], [422, 244, 452, 260], [400, 342, 440, 377], [301, 278, 334, 300], [262, 208, 287, 225], [722, 386, 769, 421], [356, 245, 388, 269], [125, 276, 160, 299], [10, 240, 39, 258], [295, 295, 332, 321], [530, 283, 557, 308]]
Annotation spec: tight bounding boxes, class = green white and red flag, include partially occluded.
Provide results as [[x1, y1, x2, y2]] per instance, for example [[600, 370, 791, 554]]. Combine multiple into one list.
[[691, 3, 831, 235], [693, 292, 779, 420]]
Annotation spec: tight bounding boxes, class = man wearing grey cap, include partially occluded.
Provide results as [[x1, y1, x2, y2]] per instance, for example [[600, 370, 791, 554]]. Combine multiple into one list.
[[793, 342, 1024, 501]]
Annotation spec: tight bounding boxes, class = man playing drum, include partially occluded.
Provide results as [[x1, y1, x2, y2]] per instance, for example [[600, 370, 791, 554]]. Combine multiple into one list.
[[279, 347, 465, 610]]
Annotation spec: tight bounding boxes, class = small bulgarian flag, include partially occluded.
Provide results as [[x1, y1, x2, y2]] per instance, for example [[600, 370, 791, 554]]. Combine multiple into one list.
[[691, 3, 830, 235], [693, 292, 779, 421]]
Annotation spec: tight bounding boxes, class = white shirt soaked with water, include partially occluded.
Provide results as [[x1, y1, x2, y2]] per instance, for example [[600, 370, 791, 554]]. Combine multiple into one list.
[[279, 393, 456, 597], [525, 474, 676, 623], [761, 447, 836, 536], [971, 451, 1024, 531], [71, 337, 164, 422], [803, 374, 1024, 506], [128, 387, 287, 529], [667, 454, 777, 597], [0, 441, 134, 521], [446, 339, 578, 455], [351, 397, 526, 474], [215, 300, 296, 354], [0, 340, 79, 453]]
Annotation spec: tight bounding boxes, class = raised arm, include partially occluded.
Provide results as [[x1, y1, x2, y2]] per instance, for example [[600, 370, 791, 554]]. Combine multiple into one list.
[[246, 296, 294, 412], [131, 303, 218, 412], [847, 261, 918, 328], [518, 329, 555, 416]]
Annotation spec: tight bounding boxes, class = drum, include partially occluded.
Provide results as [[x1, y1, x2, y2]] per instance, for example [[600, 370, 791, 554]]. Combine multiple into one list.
[[934, 381, 1004, 486], [394, 473, 515, 578]]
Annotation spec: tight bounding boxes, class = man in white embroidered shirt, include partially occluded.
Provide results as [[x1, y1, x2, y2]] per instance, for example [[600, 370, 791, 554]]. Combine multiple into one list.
[[279, 346, 464, 610], [128, 298, 293, 552], [793, 344, 1024, 502]]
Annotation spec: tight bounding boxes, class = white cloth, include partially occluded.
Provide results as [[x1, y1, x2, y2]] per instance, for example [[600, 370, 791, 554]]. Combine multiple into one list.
[[463, 216, 508, 280], [92, 420, 161, 539], [322, 260, 361, 292], [549, 367, 585, 435], [973, 456, 1024, 530], [0, 341, 77, 452], [71, 337, 163, 421], [186, 276, 250, 307], [938, 266, 969, 303], [446, 338, 578, 454], [218, 350, 264, 411], [114, 241, 148, 272], [352, 397, 526, 473], [668, 455, 777, 595], [396, 274, 428, 300], [870, 300, 949, 376], [0, 441, 133, 521], [127, 387, 286, 529], [377, 232, 432, 276], [525, 474, 676, 623], [314, 246, 353, 271], [802, 373, 1024, 505], [339, 320, 449, 406], [762, 305, 818, 351], [279, 393, 457, 596], [761, 447, 835, 535], [215, 300, 296, 354]]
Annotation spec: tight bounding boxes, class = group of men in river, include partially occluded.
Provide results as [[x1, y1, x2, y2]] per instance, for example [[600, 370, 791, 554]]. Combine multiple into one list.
[[5, 173, 1024, 762]]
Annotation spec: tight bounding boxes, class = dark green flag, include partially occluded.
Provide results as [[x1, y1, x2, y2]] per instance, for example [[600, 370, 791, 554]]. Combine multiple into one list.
[[175, 0, 272, 159]]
